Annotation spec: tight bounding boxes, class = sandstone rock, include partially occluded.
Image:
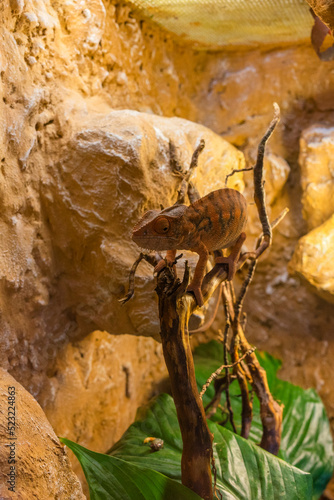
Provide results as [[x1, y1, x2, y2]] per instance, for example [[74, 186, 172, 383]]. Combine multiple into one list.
[[264, 153, 290, 206], [299, 125, 334, 230], [52, 0, 106, 56], [289, 214, 334, 303], [0, 368, 85, 499], [40, 330, 168, 492]]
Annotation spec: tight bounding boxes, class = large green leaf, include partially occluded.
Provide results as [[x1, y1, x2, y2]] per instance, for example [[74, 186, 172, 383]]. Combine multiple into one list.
[[193, 341, 334, 499], [109, 393, 312, 499], [60, 437, 202, 500]]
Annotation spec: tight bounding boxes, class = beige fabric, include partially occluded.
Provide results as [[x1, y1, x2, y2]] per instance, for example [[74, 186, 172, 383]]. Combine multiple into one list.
[[131, 0, 314, 48]]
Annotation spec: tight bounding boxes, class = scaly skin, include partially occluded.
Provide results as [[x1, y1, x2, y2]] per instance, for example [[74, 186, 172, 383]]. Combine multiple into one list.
[[132, 188, 247, 306]]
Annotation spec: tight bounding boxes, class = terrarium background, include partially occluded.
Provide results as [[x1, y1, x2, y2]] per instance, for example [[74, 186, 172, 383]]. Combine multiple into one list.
[[0, 0, 334, 498]]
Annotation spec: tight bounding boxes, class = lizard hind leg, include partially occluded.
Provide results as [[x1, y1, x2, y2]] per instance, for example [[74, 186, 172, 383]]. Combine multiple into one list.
[[215, 232, 246, 281]]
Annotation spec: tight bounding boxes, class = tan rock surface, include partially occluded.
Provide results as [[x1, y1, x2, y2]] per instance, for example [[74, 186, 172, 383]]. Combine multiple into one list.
[[0, 368, 85, 500], [40, 330, 169, 494], [299, 125, 334, 230], [289, 214, 334, 303], [263, 153, 291, 206]]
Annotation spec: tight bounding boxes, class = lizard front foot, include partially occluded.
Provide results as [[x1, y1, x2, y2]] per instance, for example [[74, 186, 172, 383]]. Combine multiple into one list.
[[215, 232, 246, 280], [187, 283, 204, 307]]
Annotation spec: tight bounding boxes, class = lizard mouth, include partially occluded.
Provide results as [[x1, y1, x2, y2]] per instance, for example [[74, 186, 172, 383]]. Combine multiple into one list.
[[132, 235, 178, 251]]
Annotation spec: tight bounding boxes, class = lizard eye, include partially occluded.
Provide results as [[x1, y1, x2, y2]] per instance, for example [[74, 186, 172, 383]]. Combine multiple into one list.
[[153, 217, 170, 234]]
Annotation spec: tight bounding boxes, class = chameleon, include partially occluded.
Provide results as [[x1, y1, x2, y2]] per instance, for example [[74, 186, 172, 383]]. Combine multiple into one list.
[[132, 188, 247, 307]]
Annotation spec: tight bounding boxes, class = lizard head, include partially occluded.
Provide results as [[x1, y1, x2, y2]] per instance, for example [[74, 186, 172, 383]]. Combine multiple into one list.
[[132, 205, 186, 251]]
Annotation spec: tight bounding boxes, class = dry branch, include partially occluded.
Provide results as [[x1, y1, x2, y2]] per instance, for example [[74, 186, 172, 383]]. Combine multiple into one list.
[[229, 103, 283, 453], [155, 262, 214, 500], [200, 347, 256, 398]]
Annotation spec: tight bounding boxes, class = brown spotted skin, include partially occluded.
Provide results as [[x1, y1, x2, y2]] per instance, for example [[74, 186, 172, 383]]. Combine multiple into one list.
[[182, 189, 247, 251], [132, 188, 247, 306]]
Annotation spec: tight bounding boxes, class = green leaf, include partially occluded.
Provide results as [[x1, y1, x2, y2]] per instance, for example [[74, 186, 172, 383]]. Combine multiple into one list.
[[109, 393, 312, 499], [193, 341, 334, 499], [60, 437, 202, 500]]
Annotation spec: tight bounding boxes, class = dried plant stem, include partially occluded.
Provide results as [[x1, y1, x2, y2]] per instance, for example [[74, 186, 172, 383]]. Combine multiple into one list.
[[225, 166, 254, 187], [222, 283, 253, 439], [200, 346, 256, 399], [172, 139, 205, 205], [236, 322, 283, 454], [204, 374, 237, 419], [119, 252, 159, 304], [230, 103, 283, 452], [200, 343, 256, 396], [221, 315, 237, 433]]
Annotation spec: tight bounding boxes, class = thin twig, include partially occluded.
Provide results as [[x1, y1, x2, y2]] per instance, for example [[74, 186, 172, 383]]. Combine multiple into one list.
[[187, 181, 201, 205], [204, 374, 237, 418], [189, 139, 205, 175], [225, 167, 254, 187], [237, 206, 289, 269], [200, 347, 257, 399], [235, 260, 257, 322], [253, 103, 280, 246], [222, 308, 237, 434], [119, 252, 159, 304], [234, 208, 289, 319], [173, 139, 205, 205], [222, 278, 253, 439]]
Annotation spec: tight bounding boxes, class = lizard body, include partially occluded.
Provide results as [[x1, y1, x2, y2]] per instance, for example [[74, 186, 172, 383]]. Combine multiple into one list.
[[132, 188, 247, 306]]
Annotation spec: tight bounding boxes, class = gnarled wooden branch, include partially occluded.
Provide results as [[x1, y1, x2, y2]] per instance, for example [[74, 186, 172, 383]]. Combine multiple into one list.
[[155, 262, 214, 500]]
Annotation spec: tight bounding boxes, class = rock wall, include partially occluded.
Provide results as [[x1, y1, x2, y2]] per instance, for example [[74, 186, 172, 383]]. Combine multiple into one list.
[[0, 368, 85, 499], [1, 0, 334, 497]]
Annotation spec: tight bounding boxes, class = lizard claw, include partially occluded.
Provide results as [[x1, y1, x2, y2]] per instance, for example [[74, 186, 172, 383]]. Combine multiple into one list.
[[154, 259, 167, 275], [186, 283, 204, 307]]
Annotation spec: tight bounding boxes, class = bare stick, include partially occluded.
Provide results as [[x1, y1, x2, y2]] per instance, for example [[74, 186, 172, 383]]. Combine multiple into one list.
[[253, 103, 280, 252], [204, 374, 237, 419], [228, 105, 284, 452], [221, 298, 237, 434], [189, 139, 205, 175], [234, 208, 288, 319], [234, 322, 283, 455], [237, 207, 289, 269], [225, 167, 254, 187], [222, 283, 253, 439], [173, 139, 205, 205], [235, 260, 257, 321], [199, 347, 256, 399], [119, 252, 159, 304]]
